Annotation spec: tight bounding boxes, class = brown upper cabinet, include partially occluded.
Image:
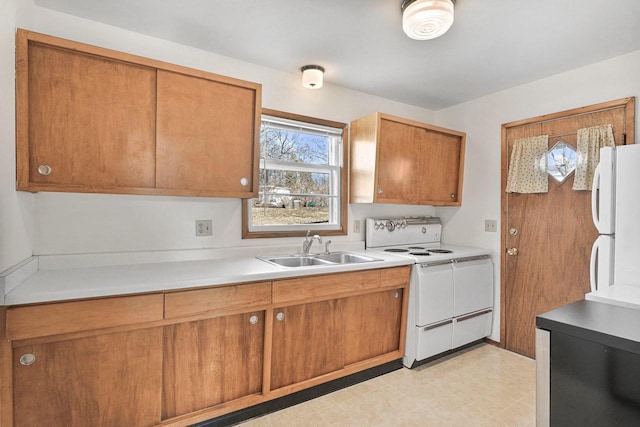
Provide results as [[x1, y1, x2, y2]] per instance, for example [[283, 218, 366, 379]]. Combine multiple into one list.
[[350, 112, 466, 206], [15, 29, 261, 198]]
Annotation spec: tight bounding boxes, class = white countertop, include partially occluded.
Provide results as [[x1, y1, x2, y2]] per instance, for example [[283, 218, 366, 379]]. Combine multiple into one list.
[[3, 250, 413, 306], [585, 284, 640, 311]]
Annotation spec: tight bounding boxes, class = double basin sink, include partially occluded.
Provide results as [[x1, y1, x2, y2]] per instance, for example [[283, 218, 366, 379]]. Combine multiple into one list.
[[258, 252, 382, 268]]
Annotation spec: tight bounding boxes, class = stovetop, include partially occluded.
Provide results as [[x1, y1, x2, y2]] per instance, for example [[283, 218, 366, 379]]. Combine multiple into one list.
[[365, 216, 491, 263]]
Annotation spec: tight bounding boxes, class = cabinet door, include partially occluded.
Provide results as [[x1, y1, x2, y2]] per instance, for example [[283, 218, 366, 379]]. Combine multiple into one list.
[[13, 327, 163, 427], [156, 70, 258, 197], [375, 118, 421, 203], [343, 289, 404, 365], [23, 43, 156, 189], [416, 129, 463, 204], [271, 300, 345, 390], [162, 311, 264, 419]]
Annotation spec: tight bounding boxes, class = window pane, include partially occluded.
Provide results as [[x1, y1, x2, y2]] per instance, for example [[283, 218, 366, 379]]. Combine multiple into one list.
[[252, 196, 330, 226], [260, 170, 329, 196], [260, 127, 329, 165]]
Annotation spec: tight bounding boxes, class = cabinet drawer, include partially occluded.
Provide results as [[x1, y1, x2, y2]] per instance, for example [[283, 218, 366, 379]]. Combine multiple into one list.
[[6, 294, 164, 340], [164, 282, 271, 319], [273, 270, 381, 305]]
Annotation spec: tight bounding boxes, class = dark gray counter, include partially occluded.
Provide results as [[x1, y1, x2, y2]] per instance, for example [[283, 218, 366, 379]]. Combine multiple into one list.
[[537, 299, 640, 354], [537, 299, 640, 426]]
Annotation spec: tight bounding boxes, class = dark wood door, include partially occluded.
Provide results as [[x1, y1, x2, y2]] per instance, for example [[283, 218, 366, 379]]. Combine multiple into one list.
[[270, 300, 344, 390], [503, 99, 634, 358]]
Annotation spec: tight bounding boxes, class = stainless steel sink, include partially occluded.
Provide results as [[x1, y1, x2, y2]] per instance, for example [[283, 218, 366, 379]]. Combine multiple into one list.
[[258, 252, 382, 268], [263, 256, 333, 267], [315, 253, 379, 264]]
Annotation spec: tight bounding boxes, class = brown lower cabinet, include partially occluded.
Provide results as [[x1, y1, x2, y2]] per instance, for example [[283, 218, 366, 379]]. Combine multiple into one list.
[[2, 266, 410, 427], [13, 327, 164, 427], [162, 311, 265, 419]]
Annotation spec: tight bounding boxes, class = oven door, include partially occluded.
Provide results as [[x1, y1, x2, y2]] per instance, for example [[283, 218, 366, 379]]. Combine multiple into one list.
[[414, 260, 454, 326], [453, 255, 493, 317]]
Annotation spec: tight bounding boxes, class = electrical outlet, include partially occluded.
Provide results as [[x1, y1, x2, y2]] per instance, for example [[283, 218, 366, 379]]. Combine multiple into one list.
[[484, 219, 497, 233], [353, 220, 361, 233], [195, 220, 213, 237]]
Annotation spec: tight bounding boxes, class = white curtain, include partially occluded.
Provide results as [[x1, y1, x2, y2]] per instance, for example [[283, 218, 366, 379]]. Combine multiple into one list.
[[506, 135, 549, 193], [572, 124, 615, 191]]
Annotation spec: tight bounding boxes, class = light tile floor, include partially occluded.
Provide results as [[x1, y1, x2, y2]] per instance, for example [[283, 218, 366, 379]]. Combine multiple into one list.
[[239, 344, 535, 427]]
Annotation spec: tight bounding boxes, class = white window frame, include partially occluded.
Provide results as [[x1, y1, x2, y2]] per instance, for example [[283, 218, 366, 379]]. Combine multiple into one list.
[[244, 111, 346, 236]]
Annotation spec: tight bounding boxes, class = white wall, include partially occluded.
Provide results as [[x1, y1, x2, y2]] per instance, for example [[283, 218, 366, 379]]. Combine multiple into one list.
[[1, 0, 437, 262], [0, 0, 34, 273], [434, 49, 640, 340]]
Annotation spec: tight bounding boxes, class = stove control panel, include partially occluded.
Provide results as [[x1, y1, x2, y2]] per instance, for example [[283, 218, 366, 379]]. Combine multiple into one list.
[[365, 217, 442, 248]]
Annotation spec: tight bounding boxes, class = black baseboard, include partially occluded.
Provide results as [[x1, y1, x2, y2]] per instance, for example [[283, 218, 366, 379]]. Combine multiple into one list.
[[408, 339, 485, 369], [190, 359, 403, 427]]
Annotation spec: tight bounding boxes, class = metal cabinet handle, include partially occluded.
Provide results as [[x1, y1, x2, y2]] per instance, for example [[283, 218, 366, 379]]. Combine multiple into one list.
[[19, 353, 36, 366], [37, 164, 52, 176], [249, 315, 259, 325], [377, 187, 383, 194], [507, 248, 519, 256], [450, 193, 456, 199], [393, 291, 400, 298], [240, 177, 249, 186], [276, 312, 285, 321]]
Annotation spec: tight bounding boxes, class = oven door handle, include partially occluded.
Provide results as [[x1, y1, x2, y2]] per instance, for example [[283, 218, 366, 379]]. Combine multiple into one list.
[[422, 319, 454, 331], [419, 260, 453, 268], [452, 255, 492, 263]]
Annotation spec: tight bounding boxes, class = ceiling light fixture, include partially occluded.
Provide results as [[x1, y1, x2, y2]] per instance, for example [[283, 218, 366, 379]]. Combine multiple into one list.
[[301, 65, 324, 89], [401, 0, 454, 40]]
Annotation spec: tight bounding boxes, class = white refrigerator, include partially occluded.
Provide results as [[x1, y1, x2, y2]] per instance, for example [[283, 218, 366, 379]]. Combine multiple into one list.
[[587, 144, 640, 308]]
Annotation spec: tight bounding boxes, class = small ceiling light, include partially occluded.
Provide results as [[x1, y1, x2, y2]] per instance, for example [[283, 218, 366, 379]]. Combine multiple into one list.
[[401, 0, 454, 40], [301, 65, 324, 89]]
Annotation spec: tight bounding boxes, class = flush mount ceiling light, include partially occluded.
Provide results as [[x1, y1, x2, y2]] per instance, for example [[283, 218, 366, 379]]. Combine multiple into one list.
[[301, 65, 324, 89], [401, 0, 455, 40]]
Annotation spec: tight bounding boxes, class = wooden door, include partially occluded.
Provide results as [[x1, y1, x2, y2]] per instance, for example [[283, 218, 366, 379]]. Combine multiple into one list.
[[343, 289, 403, 365], [417, 129, 464, 204], [24, 42, 156, 189], [162, 311, 264, 419], [156, 70, 259, 197], [270, 300, 344, 390], [13, 327, 163, 427], [375, 118, 421, 203], [502, 98, 635, 358]]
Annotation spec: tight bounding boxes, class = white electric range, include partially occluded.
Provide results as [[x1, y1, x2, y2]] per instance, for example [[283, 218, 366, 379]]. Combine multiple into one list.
[[365, 216, 494, 368]]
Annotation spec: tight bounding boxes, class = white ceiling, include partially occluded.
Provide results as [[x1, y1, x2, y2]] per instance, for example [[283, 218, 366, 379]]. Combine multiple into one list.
[[34, 0, 640, 110]]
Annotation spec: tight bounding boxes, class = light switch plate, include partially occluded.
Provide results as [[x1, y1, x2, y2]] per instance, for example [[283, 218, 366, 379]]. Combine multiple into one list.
[[484, 219, 497, 233]]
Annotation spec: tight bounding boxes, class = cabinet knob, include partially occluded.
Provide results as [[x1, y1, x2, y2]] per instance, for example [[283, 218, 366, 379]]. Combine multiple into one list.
[[249, 315, 259, 325], [37, 164, 52, 176], [19, 353, 36, 366], [240, 177, 249, 186], [450, 193, 456, 199], [377, 187, 383, 194], [393, 291, 400, 299], [276, 312, 285, 321]]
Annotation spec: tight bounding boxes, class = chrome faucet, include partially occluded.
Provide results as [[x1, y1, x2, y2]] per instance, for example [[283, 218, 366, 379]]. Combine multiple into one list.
[[302, 231, 322, 254]]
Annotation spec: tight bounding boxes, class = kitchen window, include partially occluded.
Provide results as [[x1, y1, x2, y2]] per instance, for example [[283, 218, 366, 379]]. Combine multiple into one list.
[[242, 109, 347, 238]]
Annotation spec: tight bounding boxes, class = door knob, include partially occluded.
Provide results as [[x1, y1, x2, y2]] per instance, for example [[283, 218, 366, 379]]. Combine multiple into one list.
[[507, 248, 519, 256]]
